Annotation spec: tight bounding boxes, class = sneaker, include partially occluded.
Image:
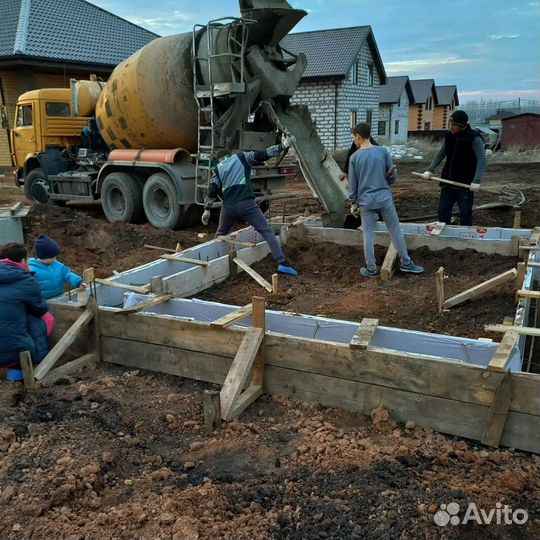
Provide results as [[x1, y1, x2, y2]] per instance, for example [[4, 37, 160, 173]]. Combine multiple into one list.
[[360, 267, 379, 278], [278, 263, 298, 276], [6, 368, 23, 382], [400, 260, 424, 274]]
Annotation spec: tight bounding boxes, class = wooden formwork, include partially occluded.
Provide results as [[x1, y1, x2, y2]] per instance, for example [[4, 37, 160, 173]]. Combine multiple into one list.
[[45, 223, 540, 453], [49, 301, 540, 454]]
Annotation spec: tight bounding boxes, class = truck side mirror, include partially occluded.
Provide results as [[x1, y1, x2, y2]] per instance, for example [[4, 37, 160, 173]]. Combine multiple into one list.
[[1, 105, 9, 129]]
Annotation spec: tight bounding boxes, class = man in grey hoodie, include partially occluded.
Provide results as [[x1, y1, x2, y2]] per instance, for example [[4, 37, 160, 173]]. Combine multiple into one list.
[[348, 123, 424, 278]]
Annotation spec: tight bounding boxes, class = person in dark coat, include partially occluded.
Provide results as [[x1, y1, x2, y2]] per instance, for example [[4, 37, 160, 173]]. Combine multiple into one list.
[[421, 110, 486, 225], [0, 243, 49, 378]]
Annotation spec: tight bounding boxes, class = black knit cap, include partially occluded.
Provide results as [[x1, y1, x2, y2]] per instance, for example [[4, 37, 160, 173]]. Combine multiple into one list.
[[449, 110, 469, 127]]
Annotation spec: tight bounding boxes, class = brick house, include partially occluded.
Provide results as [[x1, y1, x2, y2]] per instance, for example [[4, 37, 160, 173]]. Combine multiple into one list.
[[378, 75, 413, 144], [0, 0, 157, 168], [433, 85, 458, 129], [408, 79, 438, 132], [281, 26, 386, 150]]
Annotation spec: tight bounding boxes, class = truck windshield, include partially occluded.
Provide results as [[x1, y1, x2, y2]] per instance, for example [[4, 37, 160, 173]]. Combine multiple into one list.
[[46, 102, 70, 117], [16, 104, 33, 126]]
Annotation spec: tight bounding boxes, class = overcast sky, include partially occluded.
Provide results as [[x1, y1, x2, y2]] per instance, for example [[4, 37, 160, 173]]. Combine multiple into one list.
[[92, 0, 540, 103]]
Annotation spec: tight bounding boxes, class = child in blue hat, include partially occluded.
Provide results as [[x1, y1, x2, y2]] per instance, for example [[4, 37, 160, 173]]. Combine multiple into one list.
[[29, 235, 85, 299]]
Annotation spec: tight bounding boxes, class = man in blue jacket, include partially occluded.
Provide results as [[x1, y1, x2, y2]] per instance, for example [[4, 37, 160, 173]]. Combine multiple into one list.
[[202, 137, 298, 276], [0, 243, 49, 379]]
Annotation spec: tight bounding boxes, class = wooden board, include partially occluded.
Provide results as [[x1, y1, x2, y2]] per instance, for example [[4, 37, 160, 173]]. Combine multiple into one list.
[[217, 235, 256, 248], [517, 289, 540, 299], [94, 278, 150, 294], [220, 327, 264, 420], [350, 318, 378, 349], [380, 243, 398, 282], [33, 307, 94, 381], [210, 304, 253, 328], [487, 331, 520, 372], [160, 254, 209, 267], [41, 353, 96, 385], [443, 268, 517, 309], [485, 324, 540, 337], [116, 294, 173, 314], [435, 267, 445, 314], [234, 258, 273, 292]]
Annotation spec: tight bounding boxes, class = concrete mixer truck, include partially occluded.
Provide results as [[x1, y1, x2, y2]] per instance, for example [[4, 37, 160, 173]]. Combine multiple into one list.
[[6, 0, 349, 229]]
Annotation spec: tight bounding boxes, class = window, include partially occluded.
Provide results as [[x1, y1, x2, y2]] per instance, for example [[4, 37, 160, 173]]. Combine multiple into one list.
[[366, 109, 373, 126], [46, 102, 70, 117], [367, 64, 374, 86], [394, 120, 399, 135], [351, 63, 358, 85], [397, 96, 401, 107], [16, 104, 33, 127], [424, 121, 431, 130], [378, 121, 386, 136], [350, 110, 358, 128]]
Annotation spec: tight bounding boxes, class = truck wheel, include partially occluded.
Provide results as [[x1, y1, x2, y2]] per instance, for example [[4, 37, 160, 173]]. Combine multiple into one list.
[[101, 172, 144, 223], [24, 168, 50, 204], [143, 172, 184, 230]]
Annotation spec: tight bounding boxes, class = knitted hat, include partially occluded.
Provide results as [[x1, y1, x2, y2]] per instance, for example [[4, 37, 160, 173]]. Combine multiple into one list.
[[35, 235, 60, 259], [449, 110, 469, 127]]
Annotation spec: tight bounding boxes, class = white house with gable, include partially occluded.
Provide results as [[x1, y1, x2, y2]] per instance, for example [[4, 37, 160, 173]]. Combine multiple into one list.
[[378, 76, 413, 144]]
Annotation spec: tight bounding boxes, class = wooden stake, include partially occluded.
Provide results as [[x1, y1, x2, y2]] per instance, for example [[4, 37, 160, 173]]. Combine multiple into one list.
[[515, 262, 526, 301], [78, 267, 95, 306], [150, 276, 163, 294], [175, 243, 182, 252], [41, 353, 96, 385], [272, 273, 279, 294], [228, 249, 237, 275], [234, 258, 273, 292], [204, 390, 221, 432], [481, 372, 512, 448], [435, 266, 445, 314], [380, 242, 398, 282], [513, 210, 521, 229], [9, 202, 24, 216], [19, 351, 36, 389], [86, 296, 101, 363], [443, 268, 517, 309], [252, 296, 266, 386]]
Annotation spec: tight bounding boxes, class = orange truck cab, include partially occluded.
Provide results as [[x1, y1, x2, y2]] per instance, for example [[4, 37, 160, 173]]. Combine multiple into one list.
[[11, 88, 90, 203]]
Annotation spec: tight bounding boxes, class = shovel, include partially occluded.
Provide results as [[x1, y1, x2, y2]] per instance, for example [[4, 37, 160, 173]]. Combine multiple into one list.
[[412, 172, 525, 208]]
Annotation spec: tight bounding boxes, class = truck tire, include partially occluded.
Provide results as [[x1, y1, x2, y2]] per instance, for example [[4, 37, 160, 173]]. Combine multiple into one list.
[[143, 172, 185, 230], [24, 168, 50, 204], [101, 172, 144, 224]]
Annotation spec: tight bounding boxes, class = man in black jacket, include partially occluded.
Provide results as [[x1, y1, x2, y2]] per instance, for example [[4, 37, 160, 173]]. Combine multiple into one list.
[[421, 110, 486, 225]]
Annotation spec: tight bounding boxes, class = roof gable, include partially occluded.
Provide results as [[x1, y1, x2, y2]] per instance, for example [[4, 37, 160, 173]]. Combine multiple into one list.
[[281, 26, 386, 82], [435, 85, 458, 106], [0, 0, 158, 66], [409, 79, 438, 105], [379, 75, 412, 104]]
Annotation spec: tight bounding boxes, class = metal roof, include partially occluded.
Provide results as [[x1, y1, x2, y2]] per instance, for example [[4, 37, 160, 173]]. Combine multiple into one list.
[[379, 75, 412, 104], [281, 26, 386, 82], [0, 0, 158, 66], [435, 85, 459, 106], [409, 79, 438, 105]]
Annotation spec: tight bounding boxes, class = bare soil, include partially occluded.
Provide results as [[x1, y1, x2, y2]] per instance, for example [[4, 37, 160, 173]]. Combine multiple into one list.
[[0, 162, 539, 539]]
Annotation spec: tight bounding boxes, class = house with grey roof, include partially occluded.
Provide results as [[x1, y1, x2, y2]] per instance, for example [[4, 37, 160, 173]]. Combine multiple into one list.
[[434, 85, 459, 129], [378, 75, 413, 144], [408, 79, 438, 132], [0, 0, 157, 168], [281, 26, 386, 150]]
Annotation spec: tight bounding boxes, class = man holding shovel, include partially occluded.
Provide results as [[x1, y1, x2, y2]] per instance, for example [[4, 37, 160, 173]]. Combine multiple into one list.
[[421, 110, 486, 225]]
